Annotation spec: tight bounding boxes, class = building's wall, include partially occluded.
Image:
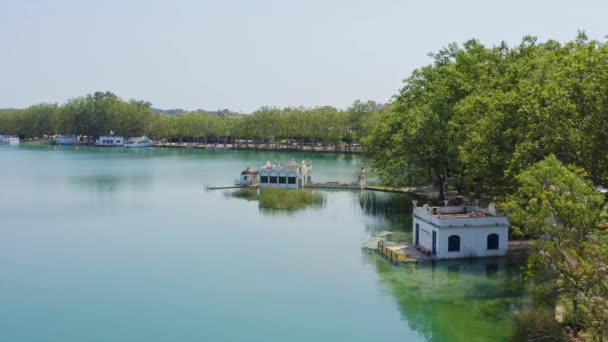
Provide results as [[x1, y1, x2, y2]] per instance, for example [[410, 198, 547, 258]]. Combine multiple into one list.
[[413, 217, 436, 252], [413, 216, 508, 259], [97, 136, 124, 145], [435, 226, 508, 259], [3, 137, 19, 145], [240, 174, 259, 186], [259, 169, 300, 189]]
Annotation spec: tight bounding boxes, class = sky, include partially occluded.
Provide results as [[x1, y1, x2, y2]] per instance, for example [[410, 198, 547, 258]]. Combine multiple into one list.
[[1, 0, 606, 113]]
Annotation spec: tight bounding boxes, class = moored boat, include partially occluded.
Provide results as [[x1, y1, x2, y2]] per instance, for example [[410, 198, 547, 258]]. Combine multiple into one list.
[[95, 135, 124, 147], [124, 136, 154, 148]]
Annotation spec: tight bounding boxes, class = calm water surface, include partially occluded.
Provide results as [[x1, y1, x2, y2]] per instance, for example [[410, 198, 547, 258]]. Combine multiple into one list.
[[0, 146, 527, 341]]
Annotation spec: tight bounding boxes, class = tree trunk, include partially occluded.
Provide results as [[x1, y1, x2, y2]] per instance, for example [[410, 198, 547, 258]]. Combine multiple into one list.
[[437, 174, 445, 201], [573, 295, 578, 338]]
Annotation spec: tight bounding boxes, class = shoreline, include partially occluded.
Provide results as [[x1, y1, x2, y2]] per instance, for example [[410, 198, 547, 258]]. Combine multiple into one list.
[[19, 140, 364, 154]]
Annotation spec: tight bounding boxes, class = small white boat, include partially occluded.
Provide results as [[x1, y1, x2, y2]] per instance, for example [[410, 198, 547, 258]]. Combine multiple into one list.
[[95, 135, 124, 147], [124, 136, 154, 148], [55, 135, 77, 145]]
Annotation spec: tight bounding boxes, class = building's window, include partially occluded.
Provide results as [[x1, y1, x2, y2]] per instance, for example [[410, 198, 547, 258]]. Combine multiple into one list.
[[448, 235, 460, 252], [269, 176, 278, 183], [278, 176, 287, 184], [261, 176, 269, 183], [287, 177, 296, 184], [243, 176, 248, 180], [487, 234, 499, 250]]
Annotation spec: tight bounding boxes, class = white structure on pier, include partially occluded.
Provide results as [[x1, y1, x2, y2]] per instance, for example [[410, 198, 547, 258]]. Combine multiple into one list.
[[412, 202, 508, 259], [258, 159, 311, 189], [239, 167, 259, 187]]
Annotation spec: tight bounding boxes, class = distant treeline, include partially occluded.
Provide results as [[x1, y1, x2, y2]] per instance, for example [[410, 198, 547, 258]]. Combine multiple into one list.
[[0, 93, 380, 148], [365, 32, 608, 199]]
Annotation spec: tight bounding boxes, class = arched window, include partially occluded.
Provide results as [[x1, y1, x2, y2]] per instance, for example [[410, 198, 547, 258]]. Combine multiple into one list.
[[448, 235, 460, 252], [487, 234, 499, 250]]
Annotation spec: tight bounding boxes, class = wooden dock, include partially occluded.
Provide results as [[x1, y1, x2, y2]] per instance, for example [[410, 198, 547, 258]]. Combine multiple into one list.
[[376, 241, 435, 264], [377, 241, 417, 263]]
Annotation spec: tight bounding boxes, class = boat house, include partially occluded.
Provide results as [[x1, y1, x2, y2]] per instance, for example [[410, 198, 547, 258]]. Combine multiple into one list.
[[258, 159, 311, 189], [239, 167, 259, 187], [0, 135, 20, 145], [412, 203, 508, 259]]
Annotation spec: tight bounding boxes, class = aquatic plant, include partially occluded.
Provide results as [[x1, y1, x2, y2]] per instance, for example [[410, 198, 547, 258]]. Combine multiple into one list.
[[228, 188, 259, 201], [258, 188, 325, 210]]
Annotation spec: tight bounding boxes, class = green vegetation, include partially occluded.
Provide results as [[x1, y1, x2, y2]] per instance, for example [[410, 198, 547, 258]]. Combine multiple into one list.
[[360, 32, 608, 339], [510, 308, 567, 342], [0, 93, 378, 149], [504, 155, 608, 339], [365, 32, 608, 200], [228, 188, 325, 211], [259, 188, 325, 210]]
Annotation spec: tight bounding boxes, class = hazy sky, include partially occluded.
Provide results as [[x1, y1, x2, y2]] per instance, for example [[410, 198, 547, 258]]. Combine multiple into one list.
[[1, 0, 606, 112]]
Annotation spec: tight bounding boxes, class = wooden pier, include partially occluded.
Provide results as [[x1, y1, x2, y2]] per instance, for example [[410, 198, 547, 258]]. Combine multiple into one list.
[[377, 241, 417, 263], [375, 241, 435, 264]]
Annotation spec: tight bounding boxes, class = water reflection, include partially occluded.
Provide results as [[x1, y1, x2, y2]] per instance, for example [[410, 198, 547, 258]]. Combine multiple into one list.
[[366, 252, 528, 342], [358, 191, 425, 235], [69, 174, 153, 194]]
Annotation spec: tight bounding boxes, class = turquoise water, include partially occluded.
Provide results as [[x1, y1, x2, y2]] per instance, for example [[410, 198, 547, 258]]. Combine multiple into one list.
[[0, 146, 527, 341]]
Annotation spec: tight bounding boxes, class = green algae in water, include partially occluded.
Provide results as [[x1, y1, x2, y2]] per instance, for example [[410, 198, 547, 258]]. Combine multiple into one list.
[[367, 252, 529, 342]]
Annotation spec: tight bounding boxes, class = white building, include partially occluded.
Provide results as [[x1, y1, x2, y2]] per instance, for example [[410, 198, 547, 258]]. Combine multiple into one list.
[[258, 159, 311, 189], [55, 135, 77, 145], [412, 203, 508, 259], [239, 167, 259, 187], [0, 135, 20, 145], [95, 135, 124, 146]]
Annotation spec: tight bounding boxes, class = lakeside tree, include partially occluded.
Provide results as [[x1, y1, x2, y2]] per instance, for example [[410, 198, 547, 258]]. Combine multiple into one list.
[[504, 155, 608, 339], [0, 95, 376, 149], [365, 33, 608, 199]]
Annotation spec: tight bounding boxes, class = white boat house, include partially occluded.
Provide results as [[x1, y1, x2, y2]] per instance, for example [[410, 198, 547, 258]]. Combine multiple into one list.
[[95, 135, 124, 146], [412, 203, 508, 259], [0, 135, 20, 145], [55, 135, 77, 145], [239, 167, 259, 187], [258, 159, 312, 189]]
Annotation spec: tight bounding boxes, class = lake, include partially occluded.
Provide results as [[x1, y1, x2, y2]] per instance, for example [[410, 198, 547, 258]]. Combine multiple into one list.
[[0, 145, 527, 341]]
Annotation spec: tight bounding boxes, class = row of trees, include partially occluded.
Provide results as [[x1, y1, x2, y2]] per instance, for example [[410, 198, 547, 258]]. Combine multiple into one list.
[[365, 32, 608, 200], [0, 93, 379, 148]]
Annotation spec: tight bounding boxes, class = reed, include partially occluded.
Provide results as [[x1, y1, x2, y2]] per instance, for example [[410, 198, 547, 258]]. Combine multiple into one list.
[[258, 188, 325, 210]]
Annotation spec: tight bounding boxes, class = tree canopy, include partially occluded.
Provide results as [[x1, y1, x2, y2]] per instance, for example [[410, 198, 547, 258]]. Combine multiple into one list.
[[0, 92, 379, 148], [504, 155, 608, 339], [365, 33, 608, 199]]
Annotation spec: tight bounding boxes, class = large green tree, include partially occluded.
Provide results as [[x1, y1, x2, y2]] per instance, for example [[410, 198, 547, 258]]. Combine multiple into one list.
[[504, 155, 608, 339]]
